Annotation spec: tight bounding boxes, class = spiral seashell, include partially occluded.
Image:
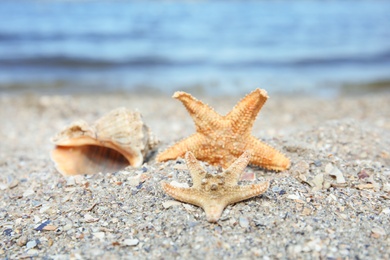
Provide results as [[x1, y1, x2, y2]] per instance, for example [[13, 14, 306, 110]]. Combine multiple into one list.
[[51, 108, 158, 176]]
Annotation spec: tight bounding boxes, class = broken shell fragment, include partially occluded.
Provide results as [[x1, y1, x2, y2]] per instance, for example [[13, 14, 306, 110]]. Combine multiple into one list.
[[51, 108, 158, 176]]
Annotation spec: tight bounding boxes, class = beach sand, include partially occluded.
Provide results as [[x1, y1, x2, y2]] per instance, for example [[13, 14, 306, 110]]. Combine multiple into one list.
[[0, 91, 389, 259]]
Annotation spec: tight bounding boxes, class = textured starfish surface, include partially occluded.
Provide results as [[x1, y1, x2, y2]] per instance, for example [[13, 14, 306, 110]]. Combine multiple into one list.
[[161, 150, 270, 222], [157, 88, 290, 171]]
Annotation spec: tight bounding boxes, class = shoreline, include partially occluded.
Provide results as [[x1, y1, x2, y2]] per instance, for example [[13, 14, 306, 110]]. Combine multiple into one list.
[[0, 91, 389, 258], [1, 77, 390, 98]]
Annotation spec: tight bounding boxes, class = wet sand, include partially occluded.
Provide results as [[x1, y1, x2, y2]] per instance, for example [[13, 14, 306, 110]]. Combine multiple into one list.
[[0, 91, 389, 259]]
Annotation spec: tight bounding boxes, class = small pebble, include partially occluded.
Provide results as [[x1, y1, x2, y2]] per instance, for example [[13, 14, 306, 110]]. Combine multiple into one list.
[[183, 204, 196, 211], [66, 177, 76, 186], [128, 175, 141, 187], [23, 188, 35, 197], [26, 240, 37, 249], [287, 194, 300, 200], [358, 169, 369, 179], [313, 160, 322, 167], [26, 249, 39, 256], [32, 200, 42, 207], [34, 220, 51, 231], [381, 208, 390, 214], [0, 183, 7, 190], [325, 163, 333, 174], [136, 182, 143, 189], [63, 223, 73, 231], [382, 183, 390, 192], [323, 181, 331, 189], [17, 236, 28, 247], [279, 190, 286, 195], [84, 214, 99, 223], [93, 232, 105, 240], [239, 217, 249, 228], [371, 227, 386, 238], [43, 224, 58, 231], [292, 161, 310, 174], [327, 164, 346, 184], [188, 221, 198, 228], [3, 228, 12, 236], [123, 239, 139, 246], [253, 219, 265, 227], [7, 176, 19, 189], [312, 173, 324, 190], [162, 200, 182, 209], [39, 205, 51, 214]]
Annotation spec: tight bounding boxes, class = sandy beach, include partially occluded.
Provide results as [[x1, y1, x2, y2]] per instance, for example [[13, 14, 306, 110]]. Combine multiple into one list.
[[0, 90, 389, 259]]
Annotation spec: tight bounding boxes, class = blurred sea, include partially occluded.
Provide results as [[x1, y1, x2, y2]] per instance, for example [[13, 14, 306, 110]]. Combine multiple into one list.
[[0, 0, 390, 96]]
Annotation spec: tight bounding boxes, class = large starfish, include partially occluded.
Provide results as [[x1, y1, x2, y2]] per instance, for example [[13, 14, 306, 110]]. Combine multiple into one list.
[[157, 88, 290, 171], [162, 150, 269, 222]]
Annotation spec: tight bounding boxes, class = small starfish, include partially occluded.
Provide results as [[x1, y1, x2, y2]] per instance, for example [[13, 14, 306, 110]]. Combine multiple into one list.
[[157, 88, 290, 171], [161, 150, 269, 222]]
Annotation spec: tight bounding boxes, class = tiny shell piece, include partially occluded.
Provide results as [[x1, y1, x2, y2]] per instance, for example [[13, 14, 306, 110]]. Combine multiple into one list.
[[51, 108, 158, 176]]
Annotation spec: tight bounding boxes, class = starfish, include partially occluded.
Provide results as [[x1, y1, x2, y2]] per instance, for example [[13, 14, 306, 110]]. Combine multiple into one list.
[[162, 150, 269, 222], [157, 88, 290, 171]]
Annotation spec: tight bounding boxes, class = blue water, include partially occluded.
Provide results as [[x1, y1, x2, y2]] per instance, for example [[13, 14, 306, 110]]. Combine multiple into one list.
[[0, 0, 390, 95]]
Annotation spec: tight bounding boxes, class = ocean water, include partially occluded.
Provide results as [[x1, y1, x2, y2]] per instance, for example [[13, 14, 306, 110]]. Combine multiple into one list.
[[0, 0, 390, 95]]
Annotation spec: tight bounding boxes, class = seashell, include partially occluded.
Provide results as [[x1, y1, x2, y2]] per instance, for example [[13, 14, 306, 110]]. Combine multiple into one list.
[[51, 108, 158, 176]]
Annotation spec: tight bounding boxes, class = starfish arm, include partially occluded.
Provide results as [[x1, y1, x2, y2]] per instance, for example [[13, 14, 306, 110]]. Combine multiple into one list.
[[156, 133, 206, 162], [226, 88, 269, 133], [173, 91, 222, 133], [185, 151, 206, 187], [248, 136, 290, 171], [223, 181, 270, 205], [222, 150, 251, 186], [161, 182, 205, 208], [202, 202, 228, 223]]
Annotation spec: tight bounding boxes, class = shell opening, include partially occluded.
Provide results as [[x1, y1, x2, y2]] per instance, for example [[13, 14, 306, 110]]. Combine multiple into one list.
[[51, 144, 130, 176]]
